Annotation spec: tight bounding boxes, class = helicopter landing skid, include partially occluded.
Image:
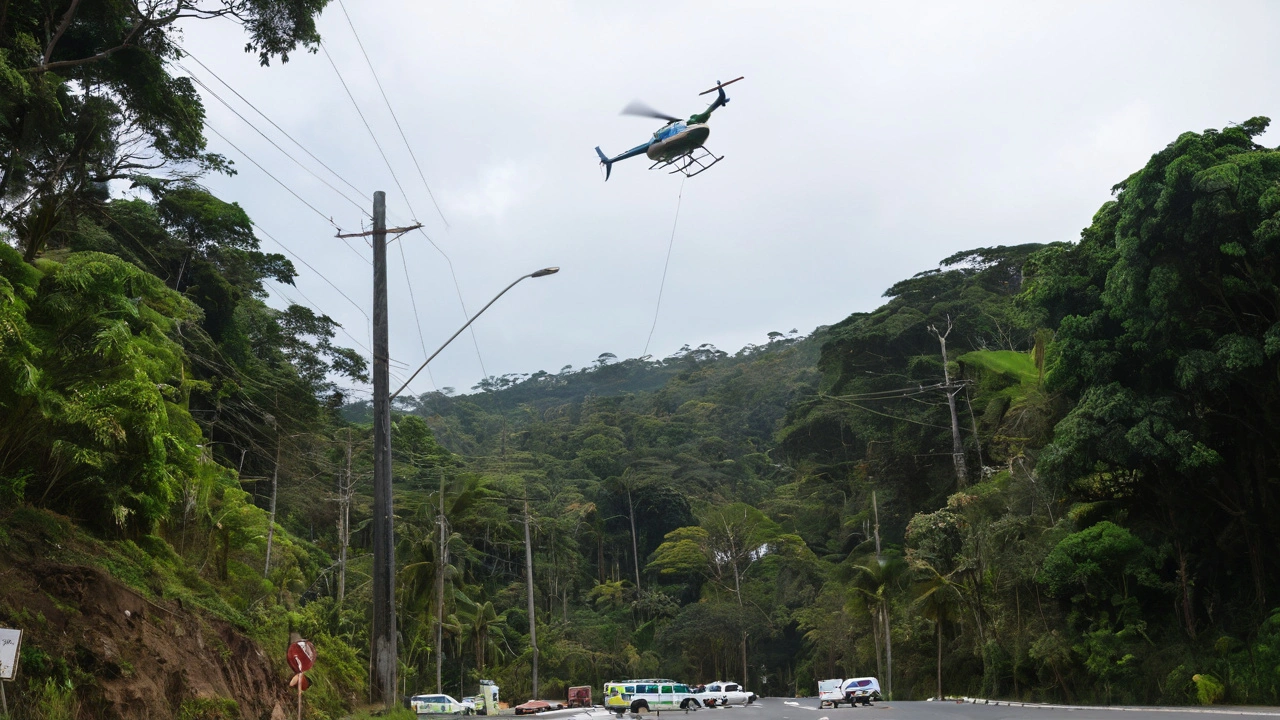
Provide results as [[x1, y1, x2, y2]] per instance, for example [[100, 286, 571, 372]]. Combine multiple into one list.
[[651, 146, 723, 178]]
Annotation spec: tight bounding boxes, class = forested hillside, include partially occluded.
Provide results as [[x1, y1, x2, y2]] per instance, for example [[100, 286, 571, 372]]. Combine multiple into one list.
[[4, 0, 1280, 712]]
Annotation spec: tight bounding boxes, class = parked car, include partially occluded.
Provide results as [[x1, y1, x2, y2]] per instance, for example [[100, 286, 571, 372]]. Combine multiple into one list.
[[411, 693, 472, 715], [461, 697, 478, 713], [704, 681, 755, 706], [514, 700, 564, 715]]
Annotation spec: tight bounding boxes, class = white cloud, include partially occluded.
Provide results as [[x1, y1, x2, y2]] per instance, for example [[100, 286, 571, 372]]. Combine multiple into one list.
[[443, 162, 534, 222]]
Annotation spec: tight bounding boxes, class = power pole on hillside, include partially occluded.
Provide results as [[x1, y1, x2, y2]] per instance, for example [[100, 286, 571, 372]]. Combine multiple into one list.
[[337, 193, 421, 707]]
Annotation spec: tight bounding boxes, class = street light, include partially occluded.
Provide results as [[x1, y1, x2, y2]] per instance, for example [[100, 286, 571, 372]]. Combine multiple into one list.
[[391, 266, 560, 400], [383, 265, 558, 701]]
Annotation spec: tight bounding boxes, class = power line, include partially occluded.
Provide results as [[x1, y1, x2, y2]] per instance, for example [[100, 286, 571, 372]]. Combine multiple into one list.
[[264, 278, 415, 391], [175, 60, 369, 218], [398, 239, 439, 393], [320, 41, 415, 223], [252, 221, 371, 343], [819, 393, 953, 431], [422, 231, 488, 381], [334, 0, 448, 228], [173, 59, 371, 269], [179, 48, 373, 205], [204, 122, 342, 233], [829, 382, 949, 400], [264, 279, 371, 356], [320, 35, 490, 383]]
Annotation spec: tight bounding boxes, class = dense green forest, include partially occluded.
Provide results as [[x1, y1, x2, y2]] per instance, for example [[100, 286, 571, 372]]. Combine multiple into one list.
[[5, 2, 1280, 717]]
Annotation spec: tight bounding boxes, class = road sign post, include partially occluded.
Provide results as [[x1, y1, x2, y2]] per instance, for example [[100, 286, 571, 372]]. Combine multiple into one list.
[[0, 627, 23, 717], [287, 639, 316, 720]]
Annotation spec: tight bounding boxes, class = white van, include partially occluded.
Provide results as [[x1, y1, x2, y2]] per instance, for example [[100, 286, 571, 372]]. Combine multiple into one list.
[[604, 679, 701, 713]]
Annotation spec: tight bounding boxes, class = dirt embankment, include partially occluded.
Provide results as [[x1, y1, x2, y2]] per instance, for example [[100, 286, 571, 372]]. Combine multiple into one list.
[[0, 552, 290, 719]]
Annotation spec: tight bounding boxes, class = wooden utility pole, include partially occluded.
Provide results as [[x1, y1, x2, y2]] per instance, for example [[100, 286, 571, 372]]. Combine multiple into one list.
[[331, 202, 423, 706], [369, 191, 396, 706], [264, 443, 281, 576], [523, 497, 539, 699], [873, 491, 891, 700]]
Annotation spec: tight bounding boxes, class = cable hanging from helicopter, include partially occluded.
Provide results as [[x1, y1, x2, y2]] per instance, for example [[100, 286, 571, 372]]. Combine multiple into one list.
[[594, 76, 743, 181]]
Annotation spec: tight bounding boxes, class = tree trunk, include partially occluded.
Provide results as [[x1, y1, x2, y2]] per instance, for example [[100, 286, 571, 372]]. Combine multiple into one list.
[[627, 486, 642, 591], [964, 385, 984, 472], [1176, 542, 1197, 638], [883, 604, 893, 700], [338, 430, 351, 605], [870, 611, 883, 681], [263, 444, 280, 576], [931, 318, 968, 487], [732, 559, 748, 686], [936, 620, 943, 700], [437, 468, 446, 694]]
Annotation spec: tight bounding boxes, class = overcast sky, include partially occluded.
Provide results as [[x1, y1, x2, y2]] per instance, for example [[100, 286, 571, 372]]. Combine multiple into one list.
[[176, 1, 1280, 399]]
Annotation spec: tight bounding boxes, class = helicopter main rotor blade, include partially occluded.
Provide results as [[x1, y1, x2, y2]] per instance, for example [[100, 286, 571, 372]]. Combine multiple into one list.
[[621, 100, 681, 123], [698, 76, 744, 95]]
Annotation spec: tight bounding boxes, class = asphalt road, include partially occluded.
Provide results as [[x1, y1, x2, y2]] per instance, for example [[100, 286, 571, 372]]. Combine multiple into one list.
[[673, 697, 1280, 720]]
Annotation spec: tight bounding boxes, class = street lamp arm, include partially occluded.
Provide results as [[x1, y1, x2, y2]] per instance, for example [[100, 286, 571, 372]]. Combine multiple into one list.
[[391, 267, 559, 400]]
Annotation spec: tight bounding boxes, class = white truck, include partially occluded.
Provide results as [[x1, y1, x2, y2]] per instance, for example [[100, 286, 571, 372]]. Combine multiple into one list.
[[818, 677, 881, 707]]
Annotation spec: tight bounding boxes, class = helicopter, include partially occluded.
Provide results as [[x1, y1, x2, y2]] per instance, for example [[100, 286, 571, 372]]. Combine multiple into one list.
[[594, 76, 743, 180]]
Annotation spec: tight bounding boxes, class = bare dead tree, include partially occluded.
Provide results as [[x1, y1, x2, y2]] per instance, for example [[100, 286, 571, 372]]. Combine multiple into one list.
[[928, 316, 968, 488]]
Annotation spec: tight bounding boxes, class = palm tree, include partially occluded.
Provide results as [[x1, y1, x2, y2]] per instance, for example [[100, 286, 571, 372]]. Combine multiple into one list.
[[848, 551, 907, 699], [399, 473, 507, 693], [457, 594, 509, 674], [913, 563, 964, 701]]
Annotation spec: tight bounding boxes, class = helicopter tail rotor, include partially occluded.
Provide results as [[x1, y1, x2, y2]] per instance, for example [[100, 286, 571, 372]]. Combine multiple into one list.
[[595, 146, 613, 181]]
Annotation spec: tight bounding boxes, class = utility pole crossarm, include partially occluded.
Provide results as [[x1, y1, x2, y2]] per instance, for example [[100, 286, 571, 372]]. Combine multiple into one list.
[[336, 223, 422, 238]]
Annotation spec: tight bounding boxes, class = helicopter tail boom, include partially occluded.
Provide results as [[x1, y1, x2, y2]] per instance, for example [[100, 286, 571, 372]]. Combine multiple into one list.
[[595, 143, 651, 181], [595, 146, 613, 181]]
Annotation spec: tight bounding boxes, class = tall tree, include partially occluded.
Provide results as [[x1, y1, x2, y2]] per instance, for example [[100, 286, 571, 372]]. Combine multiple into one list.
[[1, 0, 328, 261], [1029, 116, 1280, 618]]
